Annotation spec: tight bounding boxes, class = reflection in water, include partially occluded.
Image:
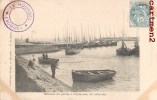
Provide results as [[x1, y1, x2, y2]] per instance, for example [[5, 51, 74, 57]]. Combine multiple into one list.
[[72, 79, 115, 92], [22, 41, 139, 92]]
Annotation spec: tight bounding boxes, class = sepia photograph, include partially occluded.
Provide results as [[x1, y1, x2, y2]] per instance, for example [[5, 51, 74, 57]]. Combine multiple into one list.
[[14, 0, 140, 92], [1, 0, 157, 99]]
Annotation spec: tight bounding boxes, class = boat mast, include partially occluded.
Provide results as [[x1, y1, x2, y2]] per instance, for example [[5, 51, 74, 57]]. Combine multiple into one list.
[[135, 27, 139, 46], [66, 21, 69, 47], [114, 27, 115, 39], [90, 24, 93, 41], [105, 25, 107, 38], [58, 32, 60, 41], [99, 24, 101, 41], [122, 11, 127, 49], [81, 23, 83, 42], [93, 24, 96, 40], [109, 25, 111, 38], [87, 23, 90, 42]]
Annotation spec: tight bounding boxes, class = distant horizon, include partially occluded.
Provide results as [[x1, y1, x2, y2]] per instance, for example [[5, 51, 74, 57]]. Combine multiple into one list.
[[15, 36, 138, 42]]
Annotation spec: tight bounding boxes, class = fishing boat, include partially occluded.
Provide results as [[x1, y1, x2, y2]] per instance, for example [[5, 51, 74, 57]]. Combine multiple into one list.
[[72, 69, 116, 82], [38, 57, 59, 64], [65, 47, 81, 55], [129, 41, 139, 56], [116, 12, 132, 56], [111, 41, 117, 46], [116, 40, 132, 56]]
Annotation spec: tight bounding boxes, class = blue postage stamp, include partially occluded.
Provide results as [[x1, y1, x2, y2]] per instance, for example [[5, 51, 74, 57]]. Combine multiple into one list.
[[130, 2, 149, 27]]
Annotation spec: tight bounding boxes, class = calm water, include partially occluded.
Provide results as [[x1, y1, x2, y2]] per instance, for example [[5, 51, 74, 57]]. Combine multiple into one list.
[[22, 41, 139, 92]]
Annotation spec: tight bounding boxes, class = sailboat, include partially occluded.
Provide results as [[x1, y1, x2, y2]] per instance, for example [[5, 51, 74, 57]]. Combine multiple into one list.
[[65, 24, 81, 55], [116, 40, 131, 56], [65, 46, 81, 55], [116, 34, 139, 56], [116, 13, 132, 56], [130, 41, 139, 56], [111, 29, 118, 46]]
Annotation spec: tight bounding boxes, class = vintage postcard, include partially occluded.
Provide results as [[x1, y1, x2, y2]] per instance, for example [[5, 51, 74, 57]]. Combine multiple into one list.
[[0, 0, 157, 100]]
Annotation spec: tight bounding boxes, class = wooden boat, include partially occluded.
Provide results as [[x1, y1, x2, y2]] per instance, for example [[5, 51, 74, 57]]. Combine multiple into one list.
[[38, 57, 59, 64], [116, 48, 132, 56], [116, 40, 132, 56], [72, 69, 116, 82], [131, 41, 139, 56], [116, 41, 139, 56], [65, 47, 81, 55], [111, 41, 117, 46]]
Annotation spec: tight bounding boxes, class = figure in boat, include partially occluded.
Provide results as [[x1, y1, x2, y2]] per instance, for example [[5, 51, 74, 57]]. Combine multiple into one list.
[[42, 53, 45, 59], [39, 53, 59, 64], [134, 41, 139, 56], [42, 53, 48, 59], [116, 40, 139, 56], [130, 41, 139, 56]]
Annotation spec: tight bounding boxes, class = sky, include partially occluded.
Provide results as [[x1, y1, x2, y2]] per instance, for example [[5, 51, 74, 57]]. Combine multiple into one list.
[[0, 0, 149, 41]]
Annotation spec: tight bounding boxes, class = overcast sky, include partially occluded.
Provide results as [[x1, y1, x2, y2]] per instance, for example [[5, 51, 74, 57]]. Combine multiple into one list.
[[0, 0, 149, 41]]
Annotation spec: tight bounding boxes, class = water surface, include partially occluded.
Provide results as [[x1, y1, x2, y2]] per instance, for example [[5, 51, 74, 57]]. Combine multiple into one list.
[[22, 41, 139, 92]]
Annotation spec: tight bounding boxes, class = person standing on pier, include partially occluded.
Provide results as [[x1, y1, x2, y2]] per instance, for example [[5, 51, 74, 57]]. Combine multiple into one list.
[[50, 62, 58, 78], [28, 59, 33, 68], [32, 54, 37, 68]]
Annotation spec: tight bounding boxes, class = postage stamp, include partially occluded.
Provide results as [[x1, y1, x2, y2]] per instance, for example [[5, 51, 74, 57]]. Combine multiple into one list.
[[3, 0, 34, 32], [130, 2, 149, 27]]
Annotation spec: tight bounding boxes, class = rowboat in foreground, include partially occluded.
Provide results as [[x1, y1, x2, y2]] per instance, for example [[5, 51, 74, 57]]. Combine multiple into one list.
[[72, 70, 116, 82], [38, 57, 59, 64]]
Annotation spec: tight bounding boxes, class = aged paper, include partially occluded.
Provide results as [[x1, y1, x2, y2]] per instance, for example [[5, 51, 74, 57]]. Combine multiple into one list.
[[0, 0, 157, 100]]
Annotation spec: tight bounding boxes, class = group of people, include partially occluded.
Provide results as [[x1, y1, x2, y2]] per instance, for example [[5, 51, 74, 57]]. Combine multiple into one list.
[[28, 59, 33, 68], [28, 53, 58, 78], [42, 53, 48, 59], [28, 54, 36, 69]]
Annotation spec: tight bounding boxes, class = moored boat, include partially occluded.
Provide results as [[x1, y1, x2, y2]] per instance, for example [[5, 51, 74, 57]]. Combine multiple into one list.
[[116, 40, 132, 56], [65, 47, 81, 55], [38, 57, 59, 64], [130, 41, 139, 56], [72, 69, 116, 82], [116, 40, 139, 56]]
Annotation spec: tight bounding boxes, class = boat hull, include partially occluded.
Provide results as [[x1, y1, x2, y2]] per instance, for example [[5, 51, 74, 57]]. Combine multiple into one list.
[[38, 57, 59, 64], [72, 70, 116, 82], [116, 48, 131, 56], [65, 48, 81, 55], [116, 48, 139, 56]]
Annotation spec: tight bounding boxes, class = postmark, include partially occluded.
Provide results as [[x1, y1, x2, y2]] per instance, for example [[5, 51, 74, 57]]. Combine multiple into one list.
[[130, 2, 149, 27], [3, 0, 34, 32]]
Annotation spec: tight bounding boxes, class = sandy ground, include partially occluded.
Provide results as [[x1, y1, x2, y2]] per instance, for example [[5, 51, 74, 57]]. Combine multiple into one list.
[[15, 56, 72, 92]]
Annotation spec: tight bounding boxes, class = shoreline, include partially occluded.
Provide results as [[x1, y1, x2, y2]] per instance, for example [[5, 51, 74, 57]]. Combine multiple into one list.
[[16, 56, 73, 92], [15, 45, 61, 55]]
